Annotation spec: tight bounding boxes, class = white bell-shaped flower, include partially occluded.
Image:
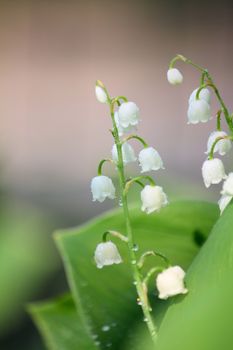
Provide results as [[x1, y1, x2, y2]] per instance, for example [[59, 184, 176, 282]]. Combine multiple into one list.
[[141, 185, 168, 214], [187, 99, 211, 124], [118, 102, 140, 128], [167, 68, 183, 85], [95, 85, 108, 103], [111, 142, 137, 164], [94, 241, 122, 269], [202, 158, 226, 188], [156, 266, 188, 300], [221, 172, 233, 196], [206, 131, 231, 156], [91, 175, 116, 202], [218, 194, 232, 215], [114, 111, 137, 136], [139, 147, 164, 173], [189, 87, 211, 105]]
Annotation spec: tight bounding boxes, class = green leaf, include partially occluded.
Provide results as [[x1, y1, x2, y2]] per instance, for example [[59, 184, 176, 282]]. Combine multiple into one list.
[[52, 200, 218, 349], [29, 294, 98, 350], [151, 201, 233, 350]]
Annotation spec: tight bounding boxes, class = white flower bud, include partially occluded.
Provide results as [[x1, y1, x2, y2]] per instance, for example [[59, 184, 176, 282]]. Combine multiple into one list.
[[141, 185, 168, 214], [91, 175, 115, 202], [111, 142, 137, 164], [118, 102, 140, 128], [206, 131, 231, 156], [139, 147, 164, 173], [156, 266, 188, 300], [218, 194, 232, 215], [114, 111, 137, 136], [202, 158, 226, 188], [95, 85, 108, 104], [221, 172, 233, 196], [167, 68, 183, 85], [187, 99, 211, 124], [94, 241, 122, 269], [189, 87, 211, 105]]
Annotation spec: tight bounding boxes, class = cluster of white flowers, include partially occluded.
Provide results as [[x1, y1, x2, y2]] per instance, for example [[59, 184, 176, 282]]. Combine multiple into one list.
[[92, 81, 188, 304], [92, 84, 168, 215], [167, 66, 233, 214], [94, 240, 187, 299]]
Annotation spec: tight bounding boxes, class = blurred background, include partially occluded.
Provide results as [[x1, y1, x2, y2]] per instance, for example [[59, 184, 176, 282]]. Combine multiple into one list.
[[0, 0, 232, 348]]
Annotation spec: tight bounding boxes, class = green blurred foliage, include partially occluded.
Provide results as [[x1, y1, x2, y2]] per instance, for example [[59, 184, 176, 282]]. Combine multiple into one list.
[[0, 198, 59, 336]]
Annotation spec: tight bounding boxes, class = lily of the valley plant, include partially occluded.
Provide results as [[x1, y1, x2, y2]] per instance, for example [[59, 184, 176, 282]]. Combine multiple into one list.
[[167, 54, 233, 214], [91, 80, 188, 344]]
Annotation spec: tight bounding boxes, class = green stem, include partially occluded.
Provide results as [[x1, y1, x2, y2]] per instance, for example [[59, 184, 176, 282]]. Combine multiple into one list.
[[110, 103, 158, 345], [123, 134, 148, 148], [209, 135, 233, 159], [124, 175, 156, 196], [97, 159, 114, 175]]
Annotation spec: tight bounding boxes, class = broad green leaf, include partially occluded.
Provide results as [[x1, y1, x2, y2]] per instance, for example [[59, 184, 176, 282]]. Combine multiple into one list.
[[149, 201, 233, 350], [30, 294, 98, 350], [53, 200, 218, 349]]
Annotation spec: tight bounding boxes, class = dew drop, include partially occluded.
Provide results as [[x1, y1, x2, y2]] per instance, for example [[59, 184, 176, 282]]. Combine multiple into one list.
[[131, 260, 137, 265], [143, 317, 148, 322], [102, 325, 111, 332], [137, 298, 142, 306], [132, 244, 139, 252], [133, 280, 137, 285]]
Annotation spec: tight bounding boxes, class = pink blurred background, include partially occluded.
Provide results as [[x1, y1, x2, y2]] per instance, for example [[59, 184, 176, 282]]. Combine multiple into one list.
[[1, 0, 233, 220]]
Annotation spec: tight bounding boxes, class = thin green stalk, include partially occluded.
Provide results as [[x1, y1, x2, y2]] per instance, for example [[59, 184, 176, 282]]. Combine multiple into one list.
[[109, 103, 158, 345]]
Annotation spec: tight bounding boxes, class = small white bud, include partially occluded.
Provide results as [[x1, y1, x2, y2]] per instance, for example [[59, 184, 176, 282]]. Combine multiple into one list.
[[118, 102, 140, 128], [189, 87, 211, 105], [167, 68, 183, 85], [114, 111, 137, 136], [187, 99, 211, 124], [221, 172, 233, 196], [95, 85, 108, 104], [218, 194, 232, 215], [91, 175, 115, 202], [111, 142, 137, 164], [94, 241, 122, 269], [139, 147, 164, 173], [206, 131, 231, 156], [202, 158, 226, 188], [141, 185, 168, 214], [156, 266, 188, 300]]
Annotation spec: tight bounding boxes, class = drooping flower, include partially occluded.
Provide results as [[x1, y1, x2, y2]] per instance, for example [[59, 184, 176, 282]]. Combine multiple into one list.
[[141, 185, 168, 214], [167, 68, 183, 85], [114, 111, 137, 136], [221, 172, 233, 196], [218, 194, 232, 215], [202, 158, 226, 188], [111, 142, 137, 164], [91, 175, 116, 202], [189, 87, 211, 105], [206, 131, 231, 156], [138, 147, 164, 173], [156, 266, 188, 300], [94, 241, 122, 269], [95, 85, 108, 104], [118, 102, 140, 128], [187, 99, 211, 124]]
